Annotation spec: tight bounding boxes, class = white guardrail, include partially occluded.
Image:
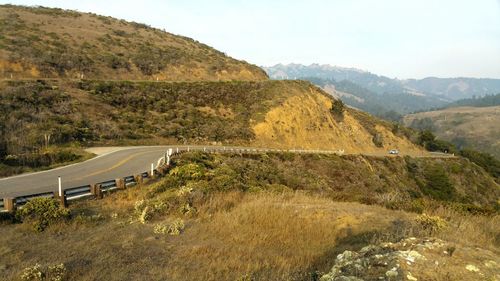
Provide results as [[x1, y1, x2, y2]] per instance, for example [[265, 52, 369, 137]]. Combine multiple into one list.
[[0, 146, 345, 212]]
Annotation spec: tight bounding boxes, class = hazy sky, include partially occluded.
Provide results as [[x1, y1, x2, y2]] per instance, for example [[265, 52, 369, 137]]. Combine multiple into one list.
[[3, 0, 500, 79]]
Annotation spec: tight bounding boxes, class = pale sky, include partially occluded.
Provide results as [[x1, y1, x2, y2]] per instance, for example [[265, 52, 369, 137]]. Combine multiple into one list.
[[2, 0, 500, 79]]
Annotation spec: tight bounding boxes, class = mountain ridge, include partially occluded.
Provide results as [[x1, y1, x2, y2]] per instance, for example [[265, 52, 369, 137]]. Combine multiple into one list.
[[264, 63, 500, 101]]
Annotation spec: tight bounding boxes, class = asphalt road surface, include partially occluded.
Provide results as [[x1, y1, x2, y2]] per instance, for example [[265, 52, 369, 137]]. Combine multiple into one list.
[[0, 146, 174, 198], [0, 145, 454, 198]]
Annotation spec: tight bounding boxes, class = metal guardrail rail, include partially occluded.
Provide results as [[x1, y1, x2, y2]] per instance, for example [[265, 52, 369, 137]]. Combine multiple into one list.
[[64, 185, 92, 201], [0, 147, 347, 212], [99, 180, 118, 192], [15, 191, 55, 207], [124, 176, 136, 187]]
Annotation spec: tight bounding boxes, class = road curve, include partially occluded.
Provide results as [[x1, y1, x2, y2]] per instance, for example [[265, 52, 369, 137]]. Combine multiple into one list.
[[0, 145, 455, 198], [0, 145, 281, 198], [0, 146, 174, 198]]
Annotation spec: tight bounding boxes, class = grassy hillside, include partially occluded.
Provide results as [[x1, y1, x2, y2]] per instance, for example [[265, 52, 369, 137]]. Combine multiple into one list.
[[0, 79, 424, 175], [404, 106, 500, 158], [0, 151, 498, 280], [0, 5, 267, 81]]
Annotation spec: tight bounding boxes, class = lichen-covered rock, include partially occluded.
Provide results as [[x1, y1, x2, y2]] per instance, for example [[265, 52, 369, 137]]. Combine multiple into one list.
[[320, 237, 500, 281]]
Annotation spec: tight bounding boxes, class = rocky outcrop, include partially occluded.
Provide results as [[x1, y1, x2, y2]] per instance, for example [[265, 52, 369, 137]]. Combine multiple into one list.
[[320, 237, 499, 281]]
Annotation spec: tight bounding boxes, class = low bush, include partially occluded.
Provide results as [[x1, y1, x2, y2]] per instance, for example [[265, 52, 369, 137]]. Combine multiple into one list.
[[421, 164, 456, 201], [415, 213, 447, 234], [154, 218, 185, 235], [16, 198, 70, 232], [330, 99, 345, 119], [20, 263, 66, 281]]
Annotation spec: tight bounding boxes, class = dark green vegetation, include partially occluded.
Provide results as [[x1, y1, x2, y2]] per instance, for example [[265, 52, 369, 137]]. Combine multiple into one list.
[[0, 5, 267, 81], [415, 130, 500, 182], [164, 152, 499, 213], [329, 98, 345, 119], [411, 93, 500, 113], [459, 149, 500, 179], [445, 93, 500, 108], [417, 130, 455, 153], [77, 79, 295, 141], [0, 79, 302, 176]]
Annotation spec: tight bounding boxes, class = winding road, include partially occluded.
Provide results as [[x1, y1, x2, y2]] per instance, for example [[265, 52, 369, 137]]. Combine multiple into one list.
[[0, 146, 454, 198], [0, 146, 174, 198]]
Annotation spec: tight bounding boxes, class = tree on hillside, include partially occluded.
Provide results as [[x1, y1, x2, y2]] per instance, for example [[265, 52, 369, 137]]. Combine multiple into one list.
[[330, 99, 345, 119], [418, 130, 436, 146], [418, 130, 456, 153]]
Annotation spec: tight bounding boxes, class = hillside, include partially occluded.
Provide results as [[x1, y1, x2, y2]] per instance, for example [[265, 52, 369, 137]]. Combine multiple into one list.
[[0, 5, 423, 176], [309, 78, 446, 117], [0, 5, 267, 81], [0, 151, 498, 280], [404, 106, 500, 158], [444, 93, 500, 108], [0, 6, 499, 281], [0, 79, 423, 175]]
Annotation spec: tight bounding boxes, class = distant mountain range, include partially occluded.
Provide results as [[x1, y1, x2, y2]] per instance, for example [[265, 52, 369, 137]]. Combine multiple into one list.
[[263, 64, 500, 116]]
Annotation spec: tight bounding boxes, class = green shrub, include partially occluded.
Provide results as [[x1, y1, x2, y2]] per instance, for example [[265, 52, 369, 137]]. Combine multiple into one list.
[[415, 213, 447, 234], [170, 163, 205, 181], [20, 263, 66, 281], [408, 199, 426, 214], [139, 206, 154, 224], [330, 99, 345, 119], [421, 165, 456, 201], [372, 133, 383, 147], [405, 156, 419, 174], [153, 219, 185, 235], [16, 198, 70, 232], [418, 130, 456, 153]]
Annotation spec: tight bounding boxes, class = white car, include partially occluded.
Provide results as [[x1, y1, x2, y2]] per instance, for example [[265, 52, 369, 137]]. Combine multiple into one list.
[[389, 149, 399, 155]]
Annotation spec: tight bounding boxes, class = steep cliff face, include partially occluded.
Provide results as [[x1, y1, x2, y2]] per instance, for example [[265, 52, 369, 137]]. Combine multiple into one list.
[[252, 85, 423, 154]]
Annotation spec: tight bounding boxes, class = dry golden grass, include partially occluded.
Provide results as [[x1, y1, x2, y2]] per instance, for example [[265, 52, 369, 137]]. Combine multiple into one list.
[[252, 87, 423, 154], [425, 206, 500, 251], [0, 185, 498, 280], [0, 5, 268, 81], [152, 192, 417, 280], [0, 190, 413, 281]]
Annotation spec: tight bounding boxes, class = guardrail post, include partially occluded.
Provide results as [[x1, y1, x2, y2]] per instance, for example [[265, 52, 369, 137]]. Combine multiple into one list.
[[56, 192, 67, 208], [4, 198, 15, 212], [134, 174, 143, 185], [116, 178, 125, 190], [91, 184, 103, 199]]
